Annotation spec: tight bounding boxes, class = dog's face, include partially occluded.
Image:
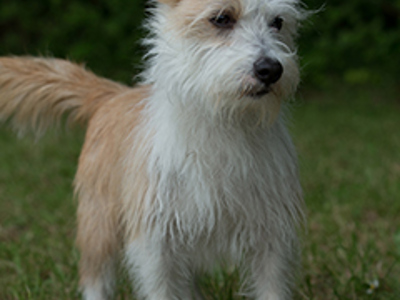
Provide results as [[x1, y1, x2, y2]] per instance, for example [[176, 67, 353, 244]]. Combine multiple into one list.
[[147, 0, 304, 123]]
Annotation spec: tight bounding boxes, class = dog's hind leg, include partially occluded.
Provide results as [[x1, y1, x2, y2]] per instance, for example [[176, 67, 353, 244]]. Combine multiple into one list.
[[76, 194, 120, 300], [248, 240, 297, 300], [126, 238, 196, 300]]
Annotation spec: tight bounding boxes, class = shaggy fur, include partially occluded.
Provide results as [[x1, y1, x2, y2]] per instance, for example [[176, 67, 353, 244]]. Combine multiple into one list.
[[0, 0, 306, 299]]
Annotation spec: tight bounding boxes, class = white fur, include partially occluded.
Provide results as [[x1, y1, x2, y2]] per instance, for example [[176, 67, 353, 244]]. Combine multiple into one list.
[[85, 0, 305, 299], [82, 261, 116, 300]]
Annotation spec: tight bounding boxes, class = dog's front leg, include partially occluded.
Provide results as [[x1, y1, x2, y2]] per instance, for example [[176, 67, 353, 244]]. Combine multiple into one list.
[[249, 241, 296, 300], [126, 238, 196, 300]]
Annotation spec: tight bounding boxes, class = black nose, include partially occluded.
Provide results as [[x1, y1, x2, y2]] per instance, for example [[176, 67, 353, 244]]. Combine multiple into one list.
[[253, 57, 283, 86]]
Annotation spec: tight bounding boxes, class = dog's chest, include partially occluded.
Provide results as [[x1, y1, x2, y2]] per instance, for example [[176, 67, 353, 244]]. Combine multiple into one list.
[[147, 117, 301, 244]]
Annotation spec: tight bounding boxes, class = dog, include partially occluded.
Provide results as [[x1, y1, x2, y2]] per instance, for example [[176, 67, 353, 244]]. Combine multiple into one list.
[[0, 0, 306, 299]]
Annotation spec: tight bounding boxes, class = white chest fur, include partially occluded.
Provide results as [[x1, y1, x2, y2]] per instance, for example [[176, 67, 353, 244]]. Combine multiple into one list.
[[134, 94, 303, 258]]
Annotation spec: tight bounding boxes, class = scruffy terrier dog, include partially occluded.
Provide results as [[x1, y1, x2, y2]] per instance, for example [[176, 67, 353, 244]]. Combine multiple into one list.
[[0, 0, 306, 299]]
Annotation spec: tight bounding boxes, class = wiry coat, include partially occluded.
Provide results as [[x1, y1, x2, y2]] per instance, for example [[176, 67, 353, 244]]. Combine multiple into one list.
[[0, 0, 306, 299]]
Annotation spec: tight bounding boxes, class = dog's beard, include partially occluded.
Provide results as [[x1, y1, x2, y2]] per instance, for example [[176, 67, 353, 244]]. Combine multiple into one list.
[[214, 92, 283, 127]]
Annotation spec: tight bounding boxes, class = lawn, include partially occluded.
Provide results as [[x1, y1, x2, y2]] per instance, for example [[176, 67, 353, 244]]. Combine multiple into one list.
[[0, 85, 399, 299]]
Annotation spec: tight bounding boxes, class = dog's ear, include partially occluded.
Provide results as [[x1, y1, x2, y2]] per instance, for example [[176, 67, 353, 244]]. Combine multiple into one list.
[[157, 0, 180, 6]]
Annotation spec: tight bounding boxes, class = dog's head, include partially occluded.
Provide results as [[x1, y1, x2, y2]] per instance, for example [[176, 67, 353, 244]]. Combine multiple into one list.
[[144, 0, 305, 124]]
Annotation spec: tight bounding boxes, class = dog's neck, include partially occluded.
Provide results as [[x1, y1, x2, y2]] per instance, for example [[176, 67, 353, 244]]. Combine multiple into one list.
[[141, 84, 293, 177]]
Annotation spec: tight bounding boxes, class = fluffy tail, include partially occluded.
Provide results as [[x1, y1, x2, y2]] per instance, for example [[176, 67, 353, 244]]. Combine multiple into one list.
[[0, 57, 129, 135]]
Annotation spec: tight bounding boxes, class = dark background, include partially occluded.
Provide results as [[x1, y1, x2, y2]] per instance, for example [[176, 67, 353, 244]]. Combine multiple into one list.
[[1, 0, 399, 89]]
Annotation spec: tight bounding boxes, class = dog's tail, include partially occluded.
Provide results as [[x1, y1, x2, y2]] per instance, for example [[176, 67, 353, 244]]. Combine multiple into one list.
[[0, 57, 129, 136]]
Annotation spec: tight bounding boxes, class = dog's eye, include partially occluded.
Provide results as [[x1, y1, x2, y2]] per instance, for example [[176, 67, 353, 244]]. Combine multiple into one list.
[[210, 13, 236, 29], [270, 16, 283, 31]]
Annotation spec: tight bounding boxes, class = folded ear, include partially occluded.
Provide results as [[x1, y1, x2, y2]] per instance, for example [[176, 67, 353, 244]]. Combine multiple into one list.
[[157, 0, 180, 6]]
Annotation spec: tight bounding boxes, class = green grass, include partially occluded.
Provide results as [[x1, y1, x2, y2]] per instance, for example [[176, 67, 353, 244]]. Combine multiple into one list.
[[0, 86, 399, 299], [292, 86, 400, 299]]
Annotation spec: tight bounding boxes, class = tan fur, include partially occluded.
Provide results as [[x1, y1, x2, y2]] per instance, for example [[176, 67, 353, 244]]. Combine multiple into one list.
[[121, 132, 156, 244], [158, 0, 181, 7], [75, 87, 150, 285], [168, 0, 242, 40], [0, 57, 127, 135]]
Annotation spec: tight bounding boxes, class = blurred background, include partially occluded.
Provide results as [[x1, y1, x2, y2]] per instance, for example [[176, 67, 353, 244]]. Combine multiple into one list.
[[0, 0, 399, 299], [0, 0, 399, 88]]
